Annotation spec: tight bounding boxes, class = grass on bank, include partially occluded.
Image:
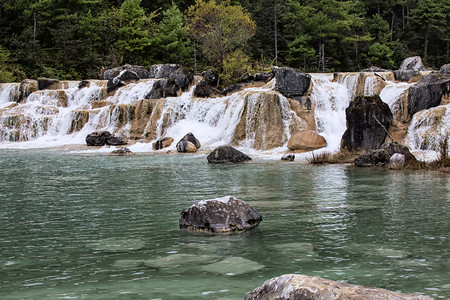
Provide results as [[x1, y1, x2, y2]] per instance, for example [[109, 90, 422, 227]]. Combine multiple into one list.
[[306, 149, 365, 164]]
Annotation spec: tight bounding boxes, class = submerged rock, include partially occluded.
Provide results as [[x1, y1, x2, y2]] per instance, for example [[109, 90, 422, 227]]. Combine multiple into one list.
[[245, 274, 432, 300], [152, 137, 174, 151], [341, 95, 393, 151], [273, 67, 311, 98], [201, 257, 264, 275], [287, 130, 327, 151], [207, 145, 252, 163], [145, 78, 181, 99], [354, 142, 417, 167], [281, 154, 295, 161], [110, 147, 133, 155], [179, 196, 262, 233], [93, 238, 145, 252], [408, 73, 450, 117]]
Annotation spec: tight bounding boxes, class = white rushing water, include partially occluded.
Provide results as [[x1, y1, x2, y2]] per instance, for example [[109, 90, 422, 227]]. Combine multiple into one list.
[[0, 74, 447, 159]]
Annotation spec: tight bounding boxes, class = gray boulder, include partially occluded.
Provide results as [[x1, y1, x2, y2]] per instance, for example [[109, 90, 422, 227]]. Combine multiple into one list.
[[110, 147, 133, 155], [176, 132, 201, 151], [207, 145, 252, 163], [86, 131, 112, 146], [168, 67, 194, 91], [150, 64, 179, 79], [179, 196, 262, 233], [107, 70, 140, 93], [354, 142, 417, 167], [408, 73, 450, 117], [394, 56, 428, 82], [440, 64, 450, 74], [273, 67, 311, 98], [145, 79, 181, 99], [103, 65, 150, 80], [253, 72, 273, 82], [193, 79, 219, 98], [106, 135, 128, 146], [202, 69, 218, 86], [341, 95, 393, 151], [245, 274, 432, 300], [152, 137, 174, 151]]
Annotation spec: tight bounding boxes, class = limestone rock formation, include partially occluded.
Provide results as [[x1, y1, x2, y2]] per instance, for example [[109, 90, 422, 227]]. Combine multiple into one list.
[[354, 142, 417, 167], [179, 196, 262, 233], [145, 79, 181, 99], [19, 79, 38, 102], [86, 131, 128, 146], [273, 67, 311, 99], [408, 73, 450, 118], [37, 78, 60, 90], [110, 147, 133, 155], [150, 64, 179, 79], [245, 274, 432, 300], [103, 65, 150, 80], [168, 67, 194, 91], [287, 130, 327, 151], [207, 145, 252, 163], [341, 95, 393, 151], [152, 137, 174, 150]]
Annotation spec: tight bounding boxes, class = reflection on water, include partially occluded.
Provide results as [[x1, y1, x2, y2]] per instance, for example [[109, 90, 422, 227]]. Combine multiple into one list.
[[0, 150, 449, 299]]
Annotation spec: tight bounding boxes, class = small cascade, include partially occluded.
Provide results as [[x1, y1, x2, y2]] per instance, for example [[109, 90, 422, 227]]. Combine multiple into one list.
[[310, 74, 351, 151], [363, 75, 377, 96], [334, 73, 359, 99], [379, 81, 411, 122], [0, 83, 20, 106], [405, 104, 450, 153]]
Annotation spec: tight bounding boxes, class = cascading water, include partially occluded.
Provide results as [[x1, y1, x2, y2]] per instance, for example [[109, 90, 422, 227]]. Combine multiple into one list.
[[0, 83, 20, 107]]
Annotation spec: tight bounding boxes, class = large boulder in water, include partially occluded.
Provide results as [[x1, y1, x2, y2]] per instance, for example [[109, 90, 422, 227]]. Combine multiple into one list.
[[168, 67, 194, 91], [287, 130, 327, 151], [408, 73, 450, 117], [86, 131, 128, 146], [150, 64, 180, 79], [152, 137, 174, 151], [341, 95, 393, 151], [207, 145, 252, 163], [244, 274, 432, 300], [179, 196, 262, 233], [145, 79, 181, 99], [103, 65, 150, 80], [354, 142, 417, 167], [176, 132, 201, 151], [176, 140, 197, 153], [273, 67, 311, 98]]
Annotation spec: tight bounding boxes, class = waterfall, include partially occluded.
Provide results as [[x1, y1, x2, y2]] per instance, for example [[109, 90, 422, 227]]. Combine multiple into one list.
[[0, 83, 20, 107], [310, 74, 351, 152]]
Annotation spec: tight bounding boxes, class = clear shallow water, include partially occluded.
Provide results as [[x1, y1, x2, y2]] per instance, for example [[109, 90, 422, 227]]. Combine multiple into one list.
[[0, 150, 449, 299]]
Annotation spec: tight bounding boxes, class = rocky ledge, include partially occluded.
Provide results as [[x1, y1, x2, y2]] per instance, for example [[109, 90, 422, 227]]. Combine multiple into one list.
[[245, 274, 432, 300], [179, 196, 262, 233]]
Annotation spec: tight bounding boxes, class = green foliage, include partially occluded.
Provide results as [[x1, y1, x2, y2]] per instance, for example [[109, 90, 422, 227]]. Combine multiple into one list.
[[220, 50, 252, 87], [367, 42, 395, 69]]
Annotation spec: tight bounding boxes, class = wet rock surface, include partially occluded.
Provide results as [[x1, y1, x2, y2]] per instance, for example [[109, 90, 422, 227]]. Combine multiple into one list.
[[176, 132, 201, 152], [281, 154, 295, 161], [168, 67, 194, 91], [193, 79, 219, 98], [103, 65, 150, 80], [245, 274, 432, 300], [152, 137, 174, 151], [408, 73, 450, 117], [150, 64, 180, 79], [37, 78, 60, 90], [207, 145, 252, 163], [145, 78, 181, 99], [110, 147, 133, 155], [86, 131, 128, 146], [341, 95, 393, 151], [354, 142, 417, 167], [107, 70, 140, 93], [287, 130, 327, 151], [273, 67, 311, 99], [179, 196, 262, 233]]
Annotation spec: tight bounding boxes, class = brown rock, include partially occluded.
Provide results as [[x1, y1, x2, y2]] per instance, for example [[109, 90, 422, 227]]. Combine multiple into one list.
[[287, 130, 327, 151], [245, 274, 432, 300], [152, 137, 174, 150]]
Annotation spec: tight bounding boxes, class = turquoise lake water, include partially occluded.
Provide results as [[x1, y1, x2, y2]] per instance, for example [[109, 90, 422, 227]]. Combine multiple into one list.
[[0, 150, 449, 299]]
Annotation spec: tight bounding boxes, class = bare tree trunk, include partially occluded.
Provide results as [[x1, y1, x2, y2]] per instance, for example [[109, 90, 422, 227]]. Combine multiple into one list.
[[274, 0, 278, 65], [33, 10, 37, 44], [424, 31, 428, 61], [390, 10, 395, 42]]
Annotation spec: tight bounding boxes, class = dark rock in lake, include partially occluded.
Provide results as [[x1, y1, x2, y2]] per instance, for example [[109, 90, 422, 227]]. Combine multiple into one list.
[[37, 78, 60, 90], [176, 133, 201, 152], [273, 67, 311, 98], [194, 79, 219, 98], [103, 64, 150, 80], [150, 64, 180, 79], [86, 131, 112, 146], [440, 64, 450, 74], [341, 95, 393, 151], [179, 196, 262, 233], [354, 142, 417, 167], [145, 79, 181, 99], [245, 274, 432, 300], [408, 73, 450, 117], [202, 69, 218, 86], [110, 147, 133, 155], [168, 67, 194, 91], [152, 137, 174, 151], [106, 135, 128, 146], [281, 154, 295, 161], [207, 145, 252, 163]]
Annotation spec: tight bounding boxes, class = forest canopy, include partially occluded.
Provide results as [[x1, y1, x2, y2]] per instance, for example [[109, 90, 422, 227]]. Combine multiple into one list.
[[0, 0, 449, 82]]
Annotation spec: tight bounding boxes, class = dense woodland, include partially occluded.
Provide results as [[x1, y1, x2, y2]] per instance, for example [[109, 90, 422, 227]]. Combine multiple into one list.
[[0, 0, 449, 83]]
